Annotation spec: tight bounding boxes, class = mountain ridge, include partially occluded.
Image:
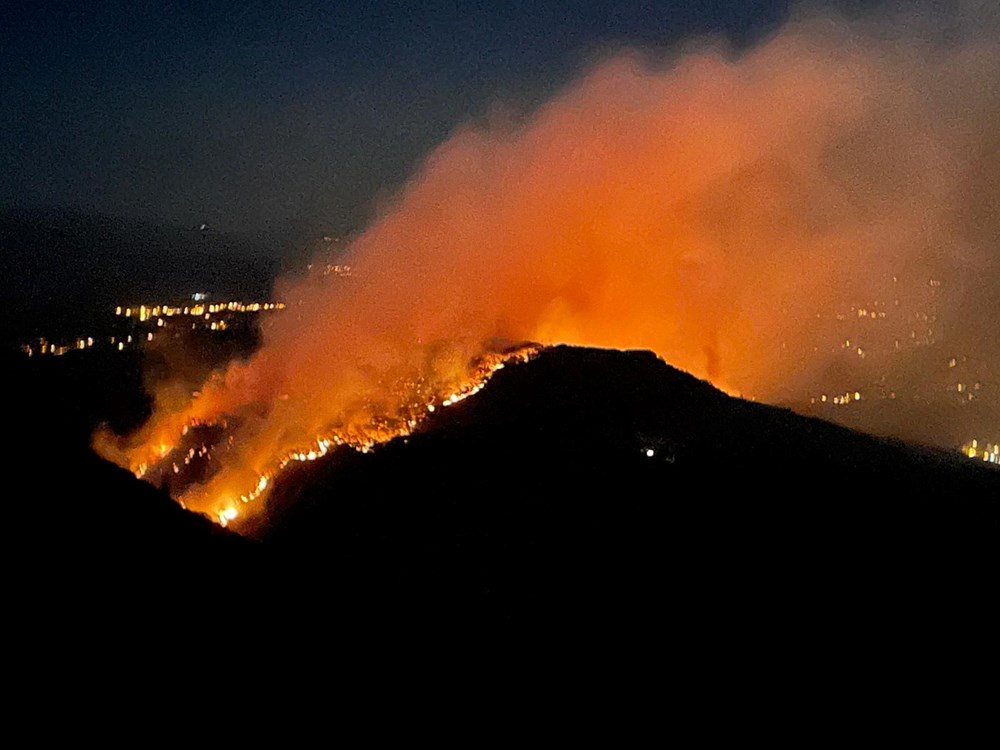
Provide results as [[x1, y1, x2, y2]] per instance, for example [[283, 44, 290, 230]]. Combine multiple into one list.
[[13, 345, 997, 635]]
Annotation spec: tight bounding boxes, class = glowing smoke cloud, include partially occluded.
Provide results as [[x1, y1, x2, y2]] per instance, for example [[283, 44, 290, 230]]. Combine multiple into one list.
[[98, 5, 1000, 519]]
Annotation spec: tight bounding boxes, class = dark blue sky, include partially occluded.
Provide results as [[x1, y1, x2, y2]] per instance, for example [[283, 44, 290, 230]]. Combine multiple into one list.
[[1, 1, 869, 235]]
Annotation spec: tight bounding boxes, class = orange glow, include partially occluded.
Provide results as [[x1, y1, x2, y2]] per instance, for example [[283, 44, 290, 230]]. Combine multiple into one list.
[[93, 15, 1000, 523]]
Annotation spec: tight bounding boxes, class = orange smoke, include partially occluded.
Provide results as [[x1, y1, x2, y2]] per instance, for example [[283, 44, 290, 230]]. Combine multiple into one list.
[[96, 9, 1000, 520]]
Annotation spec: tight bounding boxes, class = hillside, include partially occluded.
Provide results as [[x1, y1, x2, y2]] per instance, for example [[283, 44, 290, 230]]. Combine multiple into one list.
[[254, 346, 998, 627], [12, 345, 997, 636]]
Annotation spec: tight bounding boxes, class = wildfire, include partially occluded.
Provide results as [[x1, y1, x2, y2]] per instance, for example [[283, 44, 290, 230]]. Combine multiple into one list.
[[103, 344, 539, 525], [94, 13, 1000, 529]]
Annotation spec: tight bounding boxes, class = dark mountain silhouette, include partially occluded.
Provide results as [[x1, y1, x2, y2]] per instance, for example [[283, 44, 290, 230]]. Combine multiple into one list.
[[12, 345, 997, 643], [10, 344, 258, 626], [251, 346, 998, 629]]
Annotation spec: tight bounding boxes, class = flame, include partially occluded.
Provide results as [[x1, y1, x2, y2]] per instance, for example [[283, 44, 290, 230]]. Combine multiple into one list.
[[96, 343, 538, 522], [193, 346, 536, 516], [94, 10, 1000, 525]]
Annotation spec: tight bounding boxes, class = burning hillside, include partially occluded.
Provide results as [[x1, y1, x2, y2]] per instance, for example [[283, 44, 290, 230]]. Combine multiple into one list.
[[98, 343, 539, 525], [95, 7, 1000, 524]]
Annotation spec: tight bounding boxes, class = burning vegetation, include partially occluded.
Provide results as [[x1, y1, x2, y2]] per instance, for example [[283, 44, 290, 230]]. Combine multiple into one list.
[[95, 6, 1000, 524], [95, 343, 538, 525]]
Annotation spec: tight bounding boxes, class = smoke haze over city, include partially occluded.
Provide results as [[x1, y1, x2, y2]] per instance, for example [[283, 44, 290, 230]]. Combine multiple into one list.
[[73, 2, 999, 519]]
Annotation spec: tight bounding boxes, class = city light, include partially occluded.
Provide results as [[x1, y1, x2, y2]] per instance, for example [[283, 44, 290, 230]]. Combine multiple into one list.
[[19, 297, 286, 357]]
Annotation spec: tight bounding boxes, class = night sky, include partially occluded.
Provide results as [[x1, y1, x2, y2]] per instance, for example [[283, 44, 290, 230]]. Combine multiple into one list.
[[0, 0, 853, 236]]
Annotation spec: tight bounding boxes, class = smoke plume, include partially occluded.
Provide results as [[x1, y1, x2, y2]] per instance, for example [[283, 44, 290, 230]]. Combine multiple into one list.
[[98, 3, 1000, 518]]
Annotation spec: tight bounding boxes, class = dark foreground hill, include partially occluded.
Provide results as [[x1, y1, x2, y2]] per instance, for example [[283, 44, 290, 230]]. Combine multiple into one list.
[[13, 346, 998, 640], [253, 346, 998, 627]]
